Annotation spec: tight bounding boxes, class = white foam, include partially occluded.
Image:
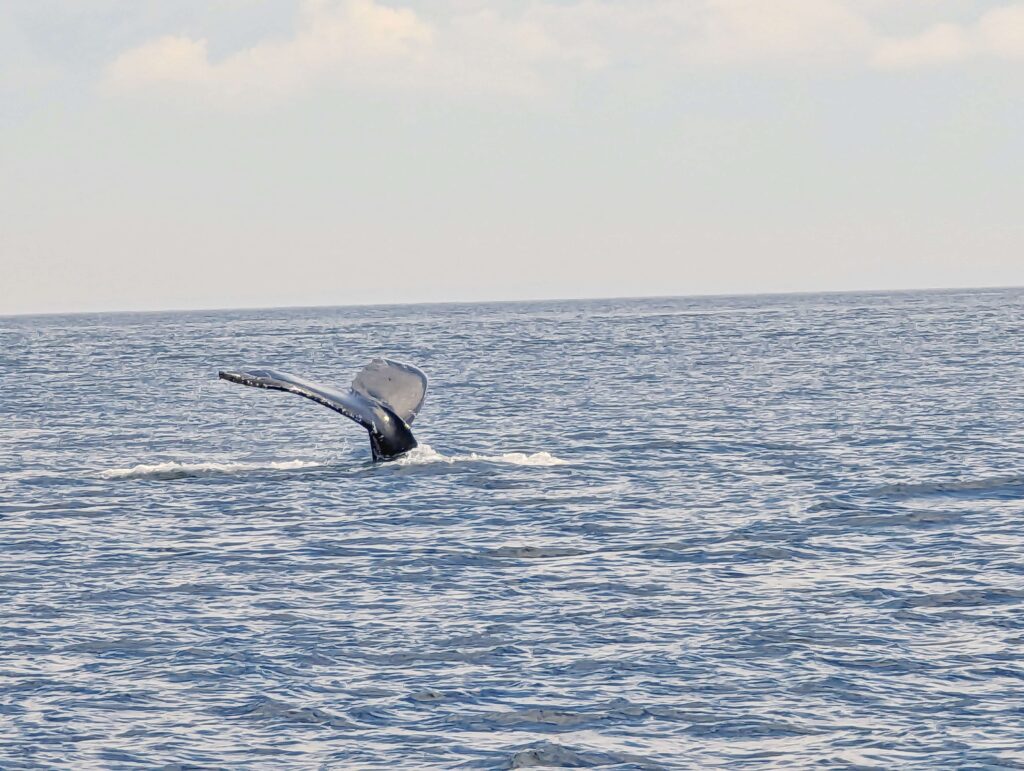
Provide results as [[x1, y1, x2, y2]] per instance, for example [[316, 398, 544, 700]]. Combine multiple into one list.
[[100, 459, 324, 481], [394, 444, 568, 467], [100, 446, 567, 480]]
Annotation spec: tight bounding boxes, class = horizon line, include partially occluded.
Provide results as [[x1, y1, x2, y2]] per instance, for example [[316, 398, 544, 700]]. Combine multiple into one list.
[[3, 282, 1021, 320]]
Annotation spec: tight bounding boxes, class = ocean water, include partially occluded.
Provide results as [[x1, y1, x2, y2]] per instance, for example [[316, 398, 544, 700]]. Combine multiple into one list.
[[2, 289, 1024, 769]]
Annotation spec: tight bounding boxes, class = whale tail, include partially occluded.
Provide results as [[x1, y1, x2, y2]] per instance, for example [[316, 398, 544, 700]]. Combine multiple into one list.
[[350, 358, 427, 424], [219, 359, 427, 462]]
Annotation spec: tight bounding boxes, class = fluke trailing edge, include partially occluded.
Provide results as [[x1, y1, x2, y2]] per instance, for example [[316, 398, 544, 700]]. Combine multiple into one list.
[[219, 359, 427, 462]]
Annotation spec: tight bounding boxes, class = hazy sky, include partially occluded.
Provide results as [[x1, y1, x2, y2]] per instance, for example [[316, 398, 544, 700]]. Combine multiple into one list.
[[2, 0, 1023, 314]]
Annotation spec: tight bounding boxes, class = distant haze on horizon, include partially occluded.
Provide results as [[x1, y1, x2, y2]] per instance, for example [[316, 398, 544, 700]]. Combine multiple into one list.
[[2, 0, 1023, 316]]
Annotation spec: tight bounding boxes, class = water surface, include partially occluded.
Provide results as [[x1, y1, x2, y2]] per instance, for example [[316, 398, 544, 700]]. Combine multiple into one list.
[[2, 290, 1024, 768]]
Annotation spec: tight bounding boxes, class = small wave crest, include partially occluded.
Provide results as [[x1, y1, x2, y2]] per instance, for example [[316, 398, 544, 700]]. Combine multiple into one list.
[[874, 474, 1024, 498], [394, 445, 568, 467], [510, 741, 658, 769], [100, 459, 325, 481]]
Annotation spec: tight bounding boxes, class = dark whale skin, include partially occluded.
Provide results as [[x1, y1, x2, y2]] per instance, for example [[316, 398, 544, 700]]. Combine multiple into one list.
[[218, 361, 425, 462]]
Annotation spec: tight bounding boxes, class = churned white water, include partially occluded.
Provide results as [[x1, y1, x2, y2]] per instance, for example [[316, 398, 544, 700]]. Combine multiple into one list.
[[394, 445, 568, 467], [100, 459, 328, 480]]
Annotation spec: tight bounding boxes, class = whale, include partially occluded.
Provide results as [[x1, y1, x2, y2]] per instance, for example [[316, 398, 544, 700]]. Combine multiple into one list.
[[219, 359, 427, 462]]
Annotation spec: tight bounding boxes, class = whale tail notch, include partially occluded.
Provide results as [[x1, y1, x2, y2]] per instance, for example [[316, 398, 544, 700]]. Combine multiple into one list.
[[218, 358, 427, 462], [351, 358, 427, 425]]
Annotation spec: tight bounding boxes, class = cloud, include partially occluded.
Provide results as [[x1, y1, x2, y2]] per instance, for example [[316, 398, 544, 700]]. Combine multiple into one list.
[[977, 4, 1024, 59], [102, 0, 634, 101], [104, 0, 433, 99], [692, 0, 874, 64], [100, 0, 1024, 102], [873, 3, 1024, 68], [102, 0, 877, 101]]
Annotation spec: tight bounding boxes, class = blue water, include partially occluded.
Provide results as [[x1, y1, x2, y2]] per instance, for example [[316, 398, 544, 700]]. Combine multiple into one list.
[[3, 290, 1024, 769]]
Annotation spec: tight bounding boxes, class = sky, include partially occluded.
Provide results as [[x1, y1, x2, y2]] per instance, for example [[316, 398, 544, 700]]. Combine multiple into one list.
[[2, 0, 1023, 315]]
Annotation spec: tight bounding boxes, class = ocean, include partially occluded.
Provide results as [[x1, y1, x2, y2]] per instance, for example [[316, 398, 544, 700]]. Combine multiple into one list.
[[2, 289, 1023, 768]]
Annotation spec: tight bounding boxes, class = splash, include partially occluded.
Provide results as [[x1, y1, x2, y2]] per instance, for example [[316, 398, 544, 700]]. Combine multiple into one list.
[[100, 459, 325, 481], [394, 445, 568, 467], [100, 446, 566, 480]]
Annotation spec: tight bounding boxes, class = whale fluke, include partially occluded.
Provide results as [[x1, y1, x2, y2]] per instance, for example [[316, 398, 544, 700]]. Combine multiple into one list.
[[219, 359, 427, 462], [350, 358, 427, 423]]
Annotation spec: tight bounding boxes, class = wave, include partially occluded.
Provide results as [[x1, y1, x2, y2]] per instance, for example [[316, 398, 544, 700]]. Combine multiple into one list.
[[99, 459, 326, 481], [509, 741, 659, 769], [100, 445, 566, 481], [219, 697, 356, 729], [873, 474, 1024, 498], [393, 444, 568, 467]]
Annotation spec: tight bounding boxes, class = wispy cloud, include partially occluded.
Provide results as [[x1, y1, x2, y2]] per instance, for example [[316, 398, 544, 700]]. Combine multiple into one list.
[[873, 4, 1024, 68], [99, 0, 1024, 102], [689, 0, 873, 64], [104, 0, 433, 99]]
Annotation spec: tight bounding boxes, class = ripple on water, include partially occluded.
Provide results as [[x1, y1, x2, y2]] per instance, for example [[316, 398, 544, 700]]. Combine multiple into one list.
[[3, 291, 1024, 768]]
